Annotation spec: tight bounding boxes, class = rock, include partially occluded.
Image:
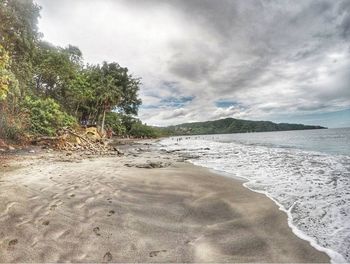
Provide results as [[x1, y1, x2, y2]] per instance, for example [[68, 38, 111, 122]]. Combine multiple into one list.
[[181, 154, 200, 159], [129, 161, 171, 169], [28, 150, 35, 153], [166, 149, 182, 154], [0, 148, 5, 152], [66, 152, 73, 156], [148, 161, 171, 168], [113, 147, 124, 155], [204, 147, 210, 150], [135, 164, 153, 169]]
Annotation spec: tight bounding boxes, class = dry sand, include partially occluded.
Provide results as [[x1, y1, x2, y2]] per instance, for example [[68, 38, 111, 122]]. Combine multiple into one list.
[[0, 144, 330, 262]]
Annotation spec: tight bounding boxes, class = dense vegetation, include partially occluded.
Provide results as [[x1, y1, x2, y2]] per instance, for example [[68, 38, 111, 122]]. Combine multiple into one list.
[[0, 0, 157, 140], [163, 118, 326, 135]]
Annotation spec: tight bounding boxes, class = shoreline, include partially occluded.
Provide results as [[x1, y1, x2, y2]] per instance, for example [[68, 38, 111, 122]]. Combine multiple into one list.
[[242, 182, 345, 263], [0, 142, 330, 262], [187, 161, 345, 263]]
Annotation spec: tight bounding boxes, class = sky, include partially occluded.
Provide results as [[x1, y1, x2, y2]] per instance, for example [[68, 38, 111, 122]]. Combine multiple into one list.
[[35, 0, 350, 128]]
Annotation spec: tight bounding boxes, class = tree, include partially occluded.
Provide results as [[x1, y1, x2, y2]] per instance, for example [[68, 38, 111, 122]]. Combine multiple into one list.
[[84, 62, 141, 133], [0, 43, 19, 108], [0, 0, 41, 97], [128, 120, 164, 138], [105, 112, 126, 136], [33, 42, 82, 106], [0, 44, 12, 101]]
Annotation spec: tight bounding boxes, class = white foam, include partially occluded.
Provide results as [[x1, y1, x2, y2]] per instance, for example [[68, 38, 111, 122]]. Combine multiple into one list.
[[159, 137, 350, 263]]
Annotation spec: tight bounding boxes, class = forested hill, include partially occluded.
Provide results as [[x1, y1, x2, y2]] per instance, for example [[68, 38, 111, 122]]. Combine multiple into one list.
[[163, 118, 326, 135]]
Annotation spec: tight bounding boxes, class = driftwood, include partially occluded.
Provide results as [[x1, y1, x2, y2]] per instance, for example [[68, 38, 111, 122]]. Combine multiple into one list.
[[62, 128, 95, 149], [32, 127, 117, 154]]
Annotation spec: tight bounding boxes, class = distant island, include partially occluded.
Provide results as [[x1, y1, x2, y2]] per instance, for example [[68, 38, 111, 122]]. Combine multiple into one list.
[[161, 118, 326, 136]]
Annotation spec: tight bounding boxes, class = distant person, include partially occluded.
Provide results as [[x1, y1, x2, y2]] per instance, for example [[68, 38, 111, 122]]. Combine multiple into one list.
[[106, 128, 113, 139]]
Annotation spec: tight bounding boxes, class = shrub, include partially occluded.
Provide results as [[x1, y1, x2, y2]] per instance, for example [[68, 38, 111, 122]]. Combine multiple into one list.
[[22, 96, 76, 136], [105, 112, 126, 136], [0, 111, 25, 141], [129, 122, 161, 138]]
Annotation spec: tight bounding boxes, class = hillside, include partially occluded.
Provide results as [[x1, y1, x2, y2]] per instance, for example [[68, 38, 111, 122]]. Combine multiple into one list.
[[163, 118, 326, 135]]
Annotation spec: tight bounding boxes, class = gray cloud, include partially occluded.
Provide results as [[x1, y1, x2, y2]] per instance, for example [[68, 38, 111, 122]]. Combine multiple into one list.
[[36, 0, 350, 127]]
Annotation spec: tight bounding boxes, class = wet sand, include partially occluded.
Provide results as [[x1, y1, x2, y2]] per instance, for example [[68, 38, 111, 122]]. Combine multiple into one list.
[[0, 145, 330, 262]]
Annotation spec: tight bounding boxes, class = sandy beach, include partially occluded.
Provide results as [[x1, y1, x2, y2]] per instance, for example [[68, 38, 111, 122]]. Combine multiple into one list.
[[0, 143, 330, 263]]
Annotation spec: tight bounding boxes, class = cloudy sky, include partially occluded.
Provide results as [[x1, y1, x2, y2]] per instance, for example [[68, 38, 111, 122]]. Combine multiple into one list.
[[36, 0, 350, 128]]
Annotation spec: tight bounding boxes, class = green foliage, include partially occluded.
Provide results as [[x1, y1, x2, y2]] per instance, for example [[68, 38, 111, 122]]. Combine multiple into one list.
[[105, 112, 126, 136], [129, 121, 161, 138], [0, 0, 41, 94], [0, 44, 10, 100], [0, 44, 18, 101], [104, 113, 166, 138], [22, 96, 76, 136], [83, 63, 141, 123], [33, 42, 82, 103], [0, 111, 25, 141], [0, 0, 143, 141], [165, 118, 326, 136]]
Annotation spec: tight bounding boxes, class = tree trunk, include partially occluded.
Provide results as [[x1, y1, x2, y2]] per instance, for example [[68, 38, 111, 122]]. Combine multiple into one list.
[[101, 108, 106, 136], [74, 103, 80, 117]]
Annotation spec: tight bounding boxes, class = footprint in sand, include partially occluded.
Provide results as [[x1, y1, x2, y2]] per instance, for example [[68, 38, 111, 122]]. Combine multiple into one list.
[[49, 199, 63, 211], [149, 250, 167, 257], [107, 210, 115, 216], [42, 220, 50, 226], [103, 251, 113, 262], [70, 194, 75, 198], [93, 227, 101, 236], [8, 239, 18, 250]]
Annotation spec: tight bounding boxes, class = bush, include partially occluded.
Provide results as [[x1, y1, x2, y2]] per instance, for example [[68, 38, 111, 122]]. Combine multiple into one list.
[[129, 122, 161, 138], [105, 112, 126, 136], [0, 111, 25, 141], [22, 96, 76, 136]]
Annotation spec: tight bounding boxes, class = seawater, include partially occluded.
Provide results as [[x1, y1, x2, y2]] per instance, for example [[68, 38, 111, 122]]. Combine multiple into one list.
[[159, 128, 350, 263]]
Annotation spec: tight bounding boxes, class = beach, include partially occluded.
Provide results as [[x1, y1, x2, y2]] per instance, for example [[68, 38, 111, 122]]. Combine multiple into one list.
[[0, 142, 330, 263]]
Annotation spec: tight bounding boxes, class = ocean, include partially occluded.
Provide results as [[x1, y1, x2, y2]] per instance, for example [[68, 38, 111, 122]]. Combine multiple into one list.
[[159, 128, 350, 263]]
